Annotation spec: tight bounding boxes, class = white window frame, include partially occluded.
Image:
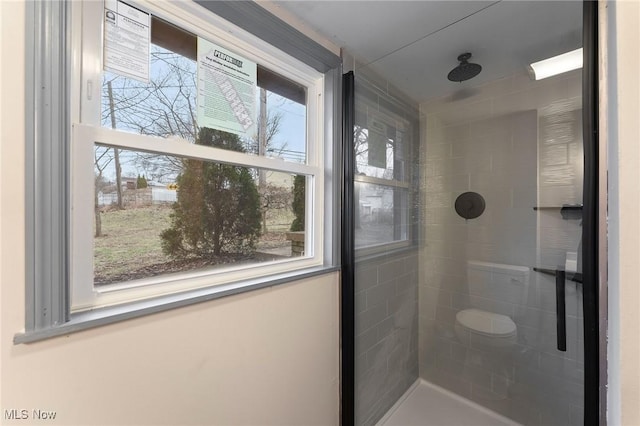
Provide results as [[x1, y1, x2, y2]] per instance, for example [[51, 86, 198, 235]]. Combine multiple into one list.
[[70, 0, 326, 311], [17, 0, 339, 344], [353, 91, 415, 257]]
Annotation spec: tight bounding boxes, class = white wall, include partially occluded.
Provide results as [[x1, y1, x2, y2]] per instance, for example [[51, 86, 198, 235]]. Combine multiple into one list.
[[0, 2, 339, 425], [607, 0, 640, 425]]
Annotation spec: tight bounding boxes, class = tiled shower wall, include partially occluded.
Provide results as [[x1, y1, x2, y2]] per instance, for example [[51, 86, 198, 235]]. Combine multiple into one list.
[[419, 70, 584, 425], [532, 103, 584, 424], [355, 251, 419, 425]]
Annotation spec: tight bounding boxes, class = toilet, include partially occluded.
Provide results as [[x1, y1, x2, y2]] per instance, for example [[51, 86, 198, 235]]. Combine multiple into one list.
[[455, 308, 517, 350], [454, 260, 529, 352]]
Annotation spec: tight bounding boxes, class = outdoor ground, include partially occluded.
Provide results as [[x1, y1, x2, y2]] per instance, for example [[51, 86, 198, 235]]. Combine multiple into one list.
[[94, 205, 292, 285]]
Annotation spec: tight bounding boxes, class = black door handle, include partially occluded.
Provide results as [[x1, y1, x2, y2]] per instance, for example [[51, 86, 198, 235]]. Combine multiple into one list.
[[555, 268, 567, 352], [533, 266, 577, 352]]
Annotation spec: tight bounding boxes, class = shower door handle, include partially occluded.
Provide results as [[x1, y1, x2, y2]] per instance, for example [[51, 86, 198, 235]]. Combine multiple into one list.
[[556, 268, 567, 352]]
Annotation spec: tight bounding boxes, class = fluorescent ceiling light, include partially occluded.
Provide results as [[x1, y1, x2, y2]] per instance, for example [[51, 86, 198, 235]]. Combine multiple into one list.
[[528, 48, 583, 80]]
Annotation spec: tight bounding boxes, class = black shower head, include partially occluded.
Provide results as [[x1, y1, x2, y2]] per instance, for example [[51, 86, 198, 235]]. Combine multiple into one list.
[[447, 53, 482, 82]]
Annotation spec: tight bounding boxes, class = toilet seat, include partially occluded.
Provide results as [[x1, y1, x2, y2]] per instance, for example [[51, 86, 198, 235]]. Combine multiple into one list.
[[456, 308, 516, 337]]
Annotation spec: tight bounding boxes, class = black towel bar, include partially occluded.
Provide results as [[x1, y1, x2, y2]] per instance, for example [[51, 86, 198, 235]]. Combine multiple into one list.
[[533, 267, 583, 284]]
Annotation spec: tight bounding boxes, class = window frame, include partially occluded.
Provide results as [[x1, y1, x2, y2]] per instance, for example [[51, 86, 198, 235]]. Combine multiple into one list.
[[74, 0, 325, 310], [352, 74, 419, 257], [17, 0, 341, 343]]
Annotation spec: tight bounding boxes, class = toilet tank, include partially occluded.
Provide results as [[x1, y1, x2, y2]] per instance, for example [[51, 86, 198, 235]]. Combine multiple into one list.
[[466, 261, 530, 306]]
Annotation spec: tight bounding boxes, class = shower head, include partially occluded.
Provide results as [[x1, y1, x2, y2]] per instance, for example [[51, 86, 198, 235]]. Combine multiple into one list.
[[447, 53, 482, 82]]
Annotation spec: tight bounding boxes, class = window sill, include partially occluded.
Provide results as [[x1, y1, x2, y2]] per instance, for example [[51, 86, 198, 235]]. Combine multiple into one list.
[[355, 240, 418, 262], [355, 243, 418, 263], [14, 265, 339, 344]]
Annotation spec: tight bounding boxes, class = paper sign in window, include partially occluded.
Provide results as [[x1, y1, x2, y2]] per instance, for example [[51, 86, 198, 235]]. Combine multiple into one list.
[[368, 129, 388, 169], [103, 0, 150, 82], [197, 37, 257, 137]]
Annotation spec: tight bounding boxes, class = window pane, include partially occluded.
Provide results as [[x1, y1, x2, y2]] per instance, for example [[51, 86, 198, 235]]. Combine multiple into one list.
[[100, 16, 307, 163], [354, 122, 409, 183], [354, 182, 408, 248], [252, 88, 307, 163], [94, 145, 308, 286], [101, 45, 198, 141]]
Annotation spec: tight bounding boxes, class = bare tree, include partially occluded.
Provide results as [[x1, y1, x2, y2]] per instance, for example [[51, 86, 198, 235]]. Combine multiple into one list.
[[101, 47, 198, 184], [254, 90, 287, 233], [94, 147, 114, 237], [106, 80, 124, 209]]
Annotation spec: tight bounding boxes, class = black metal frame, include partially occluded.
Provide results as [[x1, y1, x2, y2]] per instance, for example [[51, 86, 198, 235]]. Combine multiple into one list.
[[341, 71, 356, 426], [582, 1, 600, 424]]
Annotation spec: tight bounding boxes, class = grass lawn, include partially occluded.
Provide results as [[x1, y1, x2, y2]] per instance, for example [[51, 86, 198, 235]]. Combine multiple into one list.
[[94, 205, 293, 285], [94, 205, 173, 284]]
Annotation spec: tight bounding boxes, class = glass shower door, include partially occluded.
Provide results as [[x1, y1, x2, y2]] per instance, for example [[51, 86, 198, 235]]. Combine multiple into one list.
[[345, 69, 422, 425], [345, 2, 598, 425]]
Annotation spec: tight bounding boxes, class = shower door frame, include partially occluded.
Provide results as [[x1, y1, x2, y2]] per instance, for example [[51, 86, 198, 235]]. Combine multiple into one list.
[[582, 1, 603, 424], [341, 70, 356, 425], [340, 1, 604, 425]]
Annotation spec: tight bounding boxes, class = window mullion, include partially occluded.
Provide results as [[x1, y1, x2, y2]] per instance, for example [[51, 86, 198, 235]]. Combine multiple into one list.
[[77, 124, 318, 176], [353, 175, 409, 189]]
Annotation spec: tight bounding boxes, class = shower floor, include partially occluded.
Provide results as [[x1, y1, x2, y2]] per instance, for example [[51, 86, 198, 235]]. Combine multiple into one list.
[[376, 379, 521, 426]]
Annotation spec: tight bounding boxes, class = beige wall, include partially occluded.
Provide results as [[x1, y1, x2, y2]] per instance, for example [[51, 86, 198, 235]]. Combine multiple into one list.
[[607, 0, 640, 425], [0, 2, 339, 425]]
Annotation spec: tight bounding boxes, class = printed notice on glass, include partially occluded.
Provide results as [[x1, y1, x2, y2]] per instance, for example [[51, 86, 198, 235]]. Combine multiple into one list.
[[368, 119, 388, 169], [103, 0, 150, 82], [197, 38, 257, 137]]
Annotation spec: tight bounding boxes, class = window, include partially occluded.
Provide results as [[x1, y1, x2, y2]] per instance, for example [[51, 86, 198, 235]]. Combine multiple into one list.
[[72, 0, 326, 310], [18, 0, 340, 341], [353, 76, 418, 253]]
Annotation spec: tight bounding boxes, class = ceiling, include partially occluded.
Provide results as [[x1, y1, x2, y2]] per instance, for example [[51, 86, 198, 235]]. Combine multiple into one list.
[[274, 1, 583, 103]]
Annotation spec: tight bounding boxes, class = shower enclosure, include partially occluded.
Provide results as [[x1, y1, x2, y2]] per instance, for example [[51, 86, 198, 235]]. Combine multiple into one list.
[[344, 1, 598, 425]]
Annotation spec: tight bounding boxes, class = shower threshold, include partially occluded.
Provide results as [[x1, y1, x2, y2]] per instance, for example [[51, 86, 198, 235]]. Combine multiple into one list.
[[376, 379, 521, 426]]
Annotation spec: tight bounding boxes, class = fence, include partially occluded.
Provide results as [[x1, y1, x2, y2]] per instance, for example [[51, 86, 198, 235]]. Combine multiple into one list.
[[98, 188, 177, 207]]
